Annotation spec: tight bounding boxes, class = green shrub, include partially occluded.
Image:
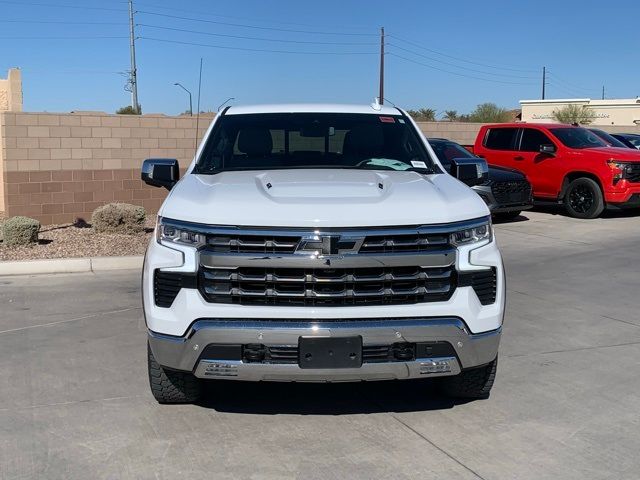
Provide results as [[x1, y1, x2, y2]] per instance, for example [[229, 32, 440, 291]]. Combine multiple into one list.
[[91, 203, 146, 234], [2, 216, 40, 246]]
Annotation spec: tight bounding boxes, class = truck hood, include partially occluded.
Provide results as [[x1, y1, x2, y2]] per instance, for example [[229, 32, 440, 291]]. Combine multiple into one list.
[[160, 169, 489, 227], [571, 147, 640, 161]]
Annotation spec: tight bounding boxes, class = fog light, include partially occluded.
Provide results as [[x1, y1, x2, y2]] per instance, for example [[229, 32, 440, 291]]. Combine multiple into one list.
[[419, 359, 452, 374], [392, 343, 415, 361], [243, 344, 266, 362]]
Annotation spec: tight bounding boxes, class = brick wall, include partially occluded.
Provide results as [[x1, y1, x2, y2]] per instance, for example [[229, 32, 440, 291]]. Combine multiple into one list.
[[0, 113, 5, 211], [0, 111, 212, 224], [416, 121, 485, 146]]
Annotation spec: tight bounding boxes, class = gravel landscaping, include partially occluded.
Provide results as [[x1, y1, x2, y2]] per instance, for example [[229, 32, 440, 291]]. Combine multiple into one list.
[[0, 217, 154, 261]]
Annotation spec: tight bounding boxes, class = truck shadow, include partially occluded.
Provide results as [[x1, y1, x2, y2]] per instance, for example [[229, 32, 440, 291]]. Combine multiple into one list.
[[532, 205, 640, 219], [492, 213, 530, 224], [196, 379, 476, 415]]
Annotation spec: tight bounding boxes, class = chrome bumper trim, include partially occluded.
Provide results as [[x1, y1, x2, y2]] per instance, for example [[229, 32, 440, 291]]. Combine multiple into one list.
[[193, 356, 460, 381], [148, 318, 501, 381]]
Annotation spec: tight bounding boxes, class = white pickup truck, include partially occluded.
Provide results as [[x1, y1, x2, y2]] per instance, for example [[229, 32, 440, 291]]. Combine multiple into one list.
[[141, 103, 504, 403]]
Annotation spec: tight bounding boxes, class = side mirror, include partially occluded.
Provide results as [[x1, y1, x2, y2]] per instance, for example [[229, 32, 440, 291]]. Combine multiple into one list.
[[450, 157, 488, 187], [141, 159, 180, 190], [539, 144, 556, 155]]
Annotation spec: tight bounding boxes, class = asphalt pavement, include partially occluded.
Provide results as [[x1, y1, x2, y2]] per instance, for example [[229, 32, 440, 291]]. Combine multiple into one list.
[[1, 209, 640, 480]]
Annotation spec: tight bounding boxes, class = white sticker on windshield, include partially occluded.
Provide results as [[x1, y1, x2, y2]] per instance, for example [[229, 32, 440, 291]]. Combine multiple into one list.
[[411, 161, 428, 169], [366, 158, 411, 170]]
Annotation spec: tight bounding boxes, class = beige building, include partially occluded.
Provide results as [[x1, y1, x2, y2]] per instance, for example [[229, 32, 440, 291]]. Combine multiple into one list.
[[0, 68, 23, 112], [520, 98, 640, 126]]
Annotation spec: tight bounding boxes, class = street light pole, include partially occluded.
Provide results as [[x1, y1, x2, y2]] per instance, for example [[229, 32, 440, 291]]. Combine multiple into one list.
[[217, 97, 235, 111], [379, 26, 385, 105], [174, 82, 193, 116]]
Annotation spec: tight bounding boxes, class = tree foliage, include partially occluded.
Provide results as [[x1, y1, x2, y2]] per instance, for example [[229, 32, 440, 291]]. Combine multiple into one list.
[[116, 105, 141, 115], [551, 104, 595, 125], [443, 110, 458, 121], [467, 103, 512, 123], [406, 108, 437, 121]]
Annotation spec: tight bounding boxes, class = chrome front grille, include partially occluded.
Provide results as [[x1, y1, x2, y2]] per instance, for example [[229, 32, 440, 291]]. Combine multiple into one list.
[[157, 217, 492, 307], [199, 266, 455, 306]]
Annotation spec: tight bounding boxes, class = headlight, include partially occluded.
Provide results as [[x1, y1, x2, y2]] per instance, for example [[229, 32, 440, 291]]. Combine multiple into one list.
[[450, 221, 492, 246], [156, 217, 206, 248], [607, 160, 633, 182]]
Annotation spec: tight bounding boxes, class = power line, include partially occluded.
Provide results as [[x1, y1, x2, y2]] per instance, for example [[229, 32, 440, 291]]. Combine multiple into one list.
[[133, 1, 373, 31], [0, 35, 128, 39], [546, 81, 593, 98], [546, 72, 598, 95], [387, 34, 538, 73], [0, 0, 124, 12], [136, 10, 377, 36], [137, 24, 377, 45], [139, 36, 378, 55], [0, 20, 123, 25], [387, 43, 538, 79], [388, 52, 537, 86]]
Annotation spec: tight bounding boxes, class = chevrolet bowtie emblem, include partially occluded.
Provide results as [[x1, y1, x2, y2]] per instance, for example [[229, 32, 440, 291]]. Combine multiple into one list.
[[296, 234, 364, 255]]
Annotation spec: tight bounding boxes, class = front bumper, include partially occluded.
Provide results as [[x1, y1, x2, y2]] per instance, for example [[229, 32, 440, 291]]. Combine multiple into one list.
[[472, 185, 533, 213], [605, 182, 640, 205], [148, 317, 501, 382]]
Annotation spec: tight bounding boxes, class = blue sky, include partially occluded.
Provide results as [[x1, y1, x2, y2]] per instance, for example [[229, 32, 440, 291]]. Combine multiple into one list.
[[1, 0, 638, 116]]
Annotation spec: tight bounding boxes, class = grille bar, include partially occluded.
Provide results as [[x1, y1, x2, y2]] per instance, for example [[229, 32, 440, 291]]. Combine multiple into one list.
[[199, 266, 455, 306], [208, 236, 300, 253], [160, 217, 490, 256]]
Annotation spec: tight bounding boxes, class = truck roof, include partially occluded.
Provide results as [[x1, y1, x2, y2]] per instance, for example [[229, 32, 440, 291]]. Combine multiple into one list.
[[225, 103, 401, 116], [482, 122, 576, 128]]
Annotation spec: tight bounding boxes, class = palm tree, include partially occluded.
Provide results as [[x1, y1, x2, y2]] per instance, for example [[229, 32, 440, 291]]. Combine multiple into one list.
[[443, 110, 458, 122], [406, 108, 437, 121]]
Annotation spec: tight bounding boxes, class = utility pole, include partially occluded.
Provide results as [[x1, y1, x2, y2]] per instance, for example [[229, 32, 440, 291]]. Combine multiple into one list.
[[541, 66, 546, 100], [128, 0, 139, 113], [378, 27, 384, 105], [602, 85, 605, 100]]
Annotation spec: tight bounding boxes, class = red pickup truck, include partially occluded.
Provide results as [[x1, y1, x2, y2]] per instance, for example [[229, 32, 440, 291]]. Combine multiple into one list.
[[473, 123, 640, 218]]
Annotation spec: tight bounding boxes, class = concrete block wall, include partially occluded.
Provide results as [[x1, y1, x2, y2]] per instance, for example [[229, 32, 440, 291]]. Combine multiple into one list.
[[416, 121, 485, 146], [0, 111, 212, 224]]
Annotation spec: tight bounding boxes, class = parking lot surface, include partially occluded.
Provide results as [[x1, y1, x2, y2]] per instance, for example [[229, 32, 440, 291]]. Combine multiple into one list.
[[2, 210, 640, 480]]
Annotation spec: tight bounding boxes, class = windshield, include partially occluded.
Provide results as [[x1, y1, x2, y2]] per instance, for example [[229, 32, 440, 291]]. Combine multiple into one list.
[[550, 127, 607, 149], [428, 140, 474, 169], [623, 135, 640, 148], [589, 129, 628, 148], [195, 112, 437, 174]]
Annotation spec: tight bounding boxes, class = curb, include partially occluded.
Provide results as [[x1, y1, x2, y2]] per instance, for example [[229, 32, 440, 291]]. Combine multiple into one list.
[[0, 255, 144, 276]]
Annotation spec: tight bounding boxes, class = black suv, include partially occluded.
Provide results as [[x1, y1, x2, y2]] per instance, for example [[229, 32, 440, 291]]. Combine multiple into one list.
[[428, 138, 533, 219]]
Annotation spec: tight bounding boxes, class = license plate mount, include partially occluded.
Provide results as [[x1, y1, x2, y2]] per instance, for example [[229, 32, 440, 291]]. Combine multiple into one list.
[[298, 336, 362, 369]]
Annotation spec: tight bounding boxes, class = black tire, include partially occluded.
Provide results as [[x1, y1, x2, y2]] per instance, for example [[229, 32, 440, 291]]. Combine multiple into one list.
[[563, 177, 604, 219], [440, 357, 497, 399], [493, 211, 521, 221], [148, 342, 201, 404]]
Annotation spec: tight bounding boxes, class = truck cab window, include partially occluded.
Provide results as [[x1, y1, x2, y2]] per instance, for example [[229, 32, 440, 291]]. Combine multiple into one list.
[[484, 128, 518, 150], [519, 129, 554, 152]]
